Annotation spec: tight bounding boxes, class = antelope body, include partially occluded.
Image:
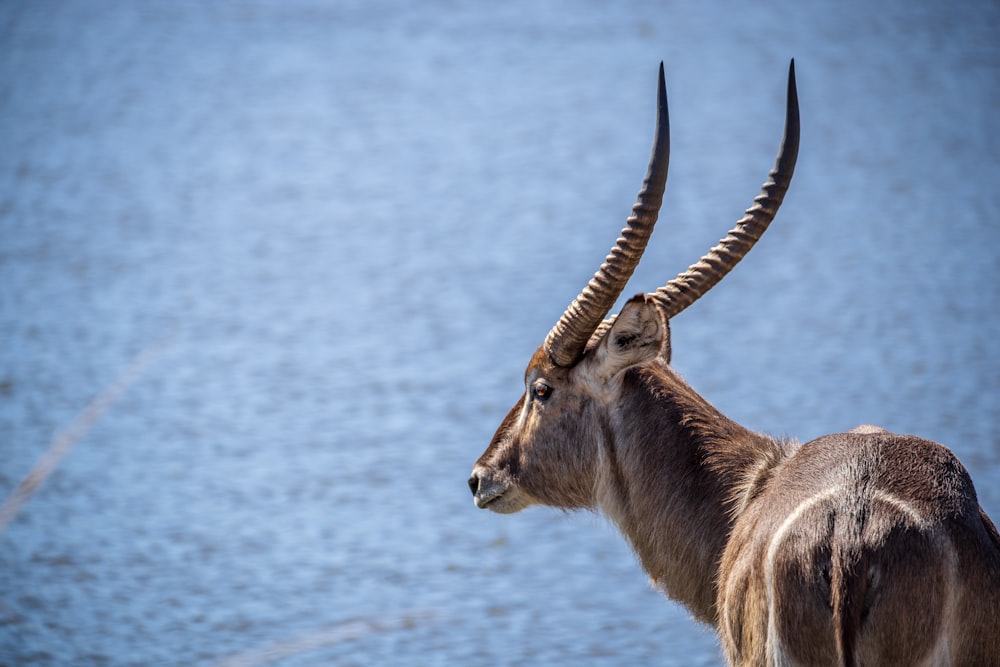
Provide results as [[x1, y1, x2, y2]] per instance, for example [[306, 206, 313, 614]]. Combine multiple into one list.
[[468, 62, 1000, 666]]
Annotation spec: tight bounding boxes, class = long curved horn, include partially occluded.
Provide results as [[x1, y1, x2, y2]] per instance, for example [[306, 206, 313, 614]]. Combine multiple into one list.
[[649, 59, 799, 319], [544, 63, 670, 368]]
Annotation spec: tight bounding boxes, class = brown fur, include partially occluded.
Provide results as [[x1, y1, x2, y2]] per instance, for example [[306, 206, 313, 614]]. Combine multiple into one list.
[[470, 299, 1000, 665]]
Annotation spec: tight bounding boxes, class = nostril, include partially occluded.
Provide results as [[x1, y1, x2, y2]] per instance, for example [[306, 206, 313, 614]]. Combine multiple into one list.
[[468, 474, 479, 496]]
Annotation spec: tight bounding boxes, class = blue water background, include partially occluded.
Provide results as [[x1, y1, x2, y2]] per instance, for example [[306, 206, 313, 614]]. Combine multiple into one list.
[[1, 1, 998, 665]]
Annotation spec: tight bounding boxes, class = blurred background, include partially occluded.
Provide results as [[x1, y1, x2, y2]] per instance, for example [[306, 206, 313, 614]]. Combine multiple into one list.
[[1, 1, 998, 665]]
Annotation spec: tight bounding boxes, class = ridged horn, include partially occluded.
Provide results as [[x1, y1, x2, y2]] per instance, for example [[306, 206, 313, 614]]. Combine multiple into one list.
[[543, 63, 670, 368], [650, 59, 799, 319]]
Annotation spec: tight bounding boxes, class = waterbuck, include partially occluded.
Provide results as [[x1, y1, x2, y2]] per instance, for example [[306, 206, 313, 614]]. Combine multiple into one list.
[[468, 62, 1000, 666]]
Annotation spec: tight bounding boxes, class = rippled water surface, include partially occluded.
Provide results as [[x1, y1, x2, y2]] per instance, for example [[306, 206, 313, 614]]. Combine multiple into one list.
[[2, 1, 998, 665]]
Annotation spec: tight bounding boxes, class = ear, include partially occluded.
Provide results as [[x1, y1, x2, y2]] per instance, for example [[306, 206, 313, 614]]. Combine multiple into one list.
[[590, 294, 665, 382]]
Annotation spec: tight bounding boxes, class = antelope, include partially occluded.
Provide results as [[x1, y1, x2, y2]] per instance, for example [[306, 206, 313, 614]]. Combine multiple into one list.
[[468, 62, 1000, 666]]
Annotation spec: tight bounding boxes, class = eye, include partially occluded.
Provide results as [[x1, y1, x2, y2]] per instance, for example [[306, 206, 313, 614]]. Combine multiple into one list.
[[531, 381, 552, 402]]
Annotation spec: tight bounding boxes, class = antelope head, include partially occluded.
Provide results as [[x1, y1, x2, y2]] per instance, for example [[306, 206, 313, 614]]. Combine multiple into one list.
[[469, 62, 800, 515]]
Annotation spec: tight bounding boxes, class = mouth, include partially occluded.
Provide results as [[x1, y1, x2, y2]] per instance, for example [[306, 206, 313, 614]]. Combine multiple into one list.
[[469, 467, 527, 513], [474, 487, 529, 514], [474, 490, 504, 510]]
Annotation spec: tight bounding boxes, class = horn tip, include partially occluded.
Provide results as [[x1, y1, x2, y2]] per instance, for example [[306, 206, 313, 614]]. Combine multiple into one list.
[[784, 58, 800, 144], [657, 61, 667, 104], [787, 59, 798, 105]]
